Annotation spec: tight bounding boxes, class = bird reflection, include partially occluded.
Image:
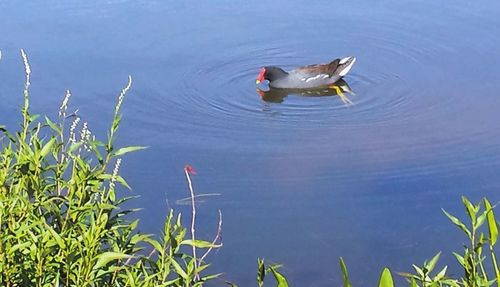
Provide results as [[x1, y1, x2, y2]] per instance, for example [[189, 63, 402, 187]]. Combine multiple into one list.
[[257, 79, 354, 105]]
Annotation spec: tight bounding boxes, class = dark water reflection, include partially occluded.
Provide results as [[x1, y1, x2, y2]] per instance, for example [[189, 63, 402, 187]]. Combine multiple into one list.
[[2, 0, 500, 285], [257, 79, 354, 104]]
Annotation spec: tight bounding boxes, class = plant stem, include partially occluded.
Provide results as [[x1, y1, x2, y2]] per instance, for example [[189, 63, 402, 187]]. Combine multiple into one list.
[[184, 168, 199, 280], [199, 210, 223, 264]]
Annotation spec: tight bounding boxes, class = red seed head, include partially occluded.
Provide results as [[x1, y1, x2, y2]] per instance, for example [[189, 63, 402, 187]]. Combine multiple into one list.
[[184, 164, 197, 175]]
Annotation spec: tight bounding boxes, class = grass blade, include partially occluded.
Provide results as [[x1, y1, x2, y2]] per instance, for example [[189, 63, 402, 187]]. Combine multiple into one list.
[[339, 257, 352, 287]]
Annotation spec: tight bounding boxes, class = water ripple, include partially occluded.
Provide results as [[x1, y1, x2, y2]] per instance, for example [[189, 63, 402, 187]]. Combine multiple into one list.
[[126, 2, 500, 163]]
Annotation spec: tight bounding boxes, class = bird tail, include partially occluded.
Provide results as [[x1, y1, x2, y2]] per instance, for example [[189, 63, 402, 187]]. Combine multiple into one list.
[[336, 56, 356, 77]]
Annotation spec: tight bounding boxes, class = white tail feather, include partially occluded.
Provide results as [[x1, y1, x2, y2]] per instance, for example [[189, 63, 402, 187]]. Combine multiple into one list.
[[338, 57, 356, 77]]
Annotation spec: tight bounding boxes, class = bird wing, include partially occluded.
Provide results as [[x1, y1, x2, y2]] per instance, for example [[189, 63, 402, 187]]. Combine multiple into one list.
[[295, 59, 340, 77]]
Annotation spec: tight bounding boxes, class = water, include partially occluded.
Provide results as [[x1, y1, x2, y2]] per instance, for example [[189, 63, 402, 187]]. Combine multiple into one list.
[[2, 0, 500, 285]]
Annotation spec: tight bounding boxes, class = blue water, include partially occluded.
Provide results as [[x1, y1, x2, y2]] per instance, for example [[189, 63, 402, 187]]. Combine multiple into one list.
[[2, 0, 500, 285]]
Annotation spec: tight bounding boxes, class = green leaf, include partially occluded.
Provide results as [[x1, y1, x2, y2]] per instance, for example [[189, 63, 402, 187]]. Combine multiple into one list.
[[93, 252, 132, 270], [45, 224, 66, 249], [442, 209, 471, 238], [52, 272, 60, 286], [115, 175, 131, 190], [111, 146, 147, 157], [452, 252, 465, 267], [194, 263, 210, 274], [339, 257, 352, 287], [0, 125, 15, 142], [199, 273, 222, 282], [484, 198, 498, 246], [45, 116, 62, 134], [9, 241, 31, 253], [257, 259, 265, 287], [378, 268, 394, 287], [30, 114, 40, 122], [476, 211, 488, 230], [426, 251, 441, 273], [130, 233, 151, 245], [111, 114, 121, 133], [163, 278, 181, 286], [490, 251, 500, 287], [40, 137, 56, 158], [412, 264, 424, 277], [98, 203, 117, 210], [180, 239, 222, 248], [409, 278, 417, 287], [143, 237, 163, 254], [68, 142, 83, 153], [434, 265, 447, 281], [269, 266, 289, 287], [171, 259, 188, 280], [462, 196, 477, 226]]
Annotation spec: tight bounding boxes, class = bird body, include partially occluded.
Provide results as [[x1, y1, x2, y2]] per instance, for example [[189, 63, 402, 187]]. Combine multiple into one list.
[[256, 57, 356, 89]]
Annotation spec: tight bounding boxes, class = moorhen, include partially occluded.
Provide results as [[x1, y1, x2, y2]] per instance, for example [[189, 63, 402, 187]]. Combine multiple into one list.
[[256, 57, 356, 89]]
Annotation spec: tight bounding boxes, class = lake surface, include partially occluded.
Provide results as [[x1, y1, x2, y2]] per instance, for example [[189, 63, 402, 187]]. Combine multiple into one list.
[[2, 0, 500, 285]]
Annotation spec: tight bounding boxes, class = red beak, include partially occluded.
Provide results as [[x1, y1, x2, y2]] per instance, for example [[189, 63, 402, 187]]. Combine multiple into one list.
[[256, 68, 265, 84]]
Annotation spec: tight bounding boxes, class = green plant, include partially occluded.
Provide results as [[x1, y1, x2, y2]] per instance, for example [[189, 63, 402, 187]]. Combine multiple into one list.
[[442, 197, 499, 287], [339, 257, 395, 287], [338, 196, 500, 287], [0, 50, 221, 287], [388, 196, 500, 287], [256, 259, 289, 287], [398, 252, 458, 287]]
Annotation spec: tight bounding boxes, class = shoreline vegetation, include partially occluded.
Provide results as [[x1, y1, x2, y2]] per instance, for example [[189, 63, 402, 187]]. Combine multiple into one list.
[[1, 50, 499, 287]]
